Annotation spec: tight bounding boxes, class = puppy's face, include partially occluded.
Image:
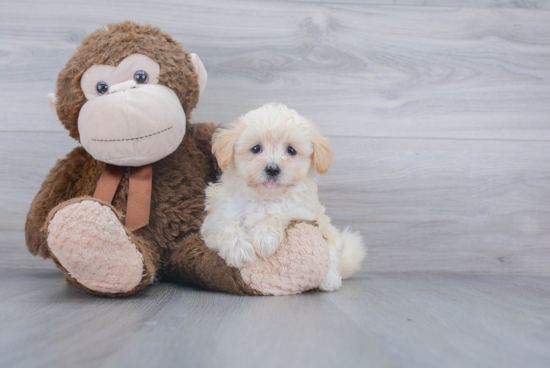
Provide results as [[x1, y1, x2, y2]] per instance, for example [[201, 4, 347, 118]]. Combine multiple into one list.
[[213, 103, 333, 199], [233, 120, 313, 199]]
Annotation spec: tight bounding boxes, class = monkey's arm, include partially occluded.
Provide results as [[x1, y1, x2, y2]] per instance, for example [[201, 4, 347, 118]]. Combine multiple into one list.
[[25, 147, 104, 258]]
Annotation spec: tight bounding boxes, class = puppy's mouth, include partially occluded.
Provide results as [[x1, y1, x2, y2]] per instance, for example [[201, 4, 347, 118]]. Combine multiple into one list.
[[263, 181, 280, 189]]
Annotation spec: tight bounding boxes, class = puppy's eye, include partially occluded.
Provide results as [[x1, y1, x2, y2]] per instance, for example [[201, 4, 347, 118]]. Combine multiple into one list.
[[251, 145, 262, 154], [134, 70, 149, 84], [287, 146, 297, 156], [96, 81, 109, 95]]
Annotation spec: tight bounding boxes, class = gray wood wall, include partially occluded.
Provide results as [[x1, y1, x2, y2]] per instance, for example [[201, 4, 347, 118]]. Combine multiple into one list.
[[1, 0, 549, 274]]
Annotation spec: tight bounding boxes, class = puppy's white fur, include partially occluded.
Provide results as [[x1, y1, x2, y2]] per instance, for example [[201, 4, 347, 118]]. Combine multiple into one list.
[[201, 103, 367, 291]]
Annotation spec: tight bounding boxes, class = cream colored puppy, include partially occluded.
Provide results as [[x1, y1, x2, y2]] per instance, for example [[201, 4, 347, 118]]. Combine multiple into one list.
[[200, 103, 366, 291]]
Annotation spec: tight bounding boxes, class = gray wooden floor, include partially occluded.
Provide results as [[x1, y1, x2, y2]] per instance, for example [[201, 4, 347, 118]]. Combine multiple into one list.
[[1, 0, 550, 367], [1, 268, 550, 368]]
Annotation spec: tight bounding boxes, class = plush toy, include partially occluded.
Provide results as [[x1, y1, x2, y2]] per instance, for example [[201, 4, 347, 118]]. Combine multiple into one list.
[[25, 21, 330, 297]]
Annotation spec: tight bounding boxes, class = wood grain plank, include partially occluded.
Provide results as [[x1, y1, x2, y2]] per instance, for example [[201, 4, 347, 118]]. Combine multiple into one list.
[[320, 136, 550, 274], [3, 132, 550, 274], [0, 269, 183, 368], [0, 231, 55, 270], [0, 132, 78, 231], [102, 283, 396, 368], [283, 0, 550, 10], [1, 0, 550, 140], [1, 270, 549, 368], [331, 273, 550, 368]]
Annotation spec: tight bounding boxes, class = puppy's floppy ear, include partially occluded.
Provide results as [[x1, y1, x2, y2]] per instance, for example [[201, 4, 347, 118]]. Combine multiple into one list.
[[312, 133, 333, 175], [212, 127, 240, 171]]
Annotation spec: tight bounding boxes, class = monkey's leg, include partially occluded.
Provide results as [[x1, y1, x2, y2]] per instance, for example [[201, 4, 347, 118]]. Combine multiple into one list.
[[45, 197, 160, 297], [163, 222, 330, 296], [163, 233, 263, 296]]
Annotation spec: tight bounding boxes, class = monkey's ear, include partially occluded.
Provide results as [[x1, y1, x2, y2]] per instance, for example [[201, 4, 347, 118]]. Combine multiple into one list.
[[190, 53, 207, 95], [47, 93, 59, 120], [212, 127, 239, 171]]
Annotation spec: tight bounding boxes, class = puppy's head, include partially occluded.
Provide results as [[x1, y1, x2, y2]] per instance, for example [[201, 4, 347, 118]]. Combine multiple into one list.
[[212, 103, 333, 199]]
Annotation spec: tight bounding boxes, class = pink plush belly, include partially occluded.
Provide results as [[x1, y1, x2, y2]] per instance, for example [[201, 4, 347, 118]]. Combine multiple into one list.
[[240, 222, 330, 296]]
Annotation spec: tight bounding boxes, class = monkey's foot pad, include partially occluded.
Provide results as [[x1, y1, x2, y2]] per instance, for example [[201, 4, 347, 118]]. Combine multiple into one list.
[[240, 223, 330, 296], [47, 200, 144, 294]]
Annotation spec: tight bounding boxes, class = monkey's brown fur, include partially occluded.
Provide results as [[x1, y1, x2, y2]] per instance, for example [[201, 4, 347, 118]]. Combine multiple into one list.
[[25, 22, 261, 296], [55, 22, 200, 141]]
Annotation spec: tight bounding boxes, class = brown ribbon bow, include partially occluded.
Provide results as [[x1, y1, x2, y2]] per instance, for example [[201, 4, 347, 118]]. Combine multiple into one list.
[[93, 164, 153, 231]]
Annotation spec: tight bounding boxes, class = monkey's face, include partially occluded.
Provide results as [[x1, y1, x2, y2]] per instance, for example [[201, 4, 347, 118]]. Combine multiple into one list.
[[76, 53, 186, 166], [49, 22, 207, 165]]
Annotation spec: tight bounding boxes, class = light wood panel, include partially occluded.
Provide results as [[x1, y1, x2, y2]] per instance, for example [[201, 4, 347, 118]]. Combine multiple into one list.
[[1, 269, 549, 368], [1, 0, 550, 274], [3, 133, 550, 274], [0, 132, 77, 231], [321, 136, 550, 274], [0, 232, 55, 270], [1, 0, 550, 140], [285, 0, 550, 9], [330, 272, 550, 368]]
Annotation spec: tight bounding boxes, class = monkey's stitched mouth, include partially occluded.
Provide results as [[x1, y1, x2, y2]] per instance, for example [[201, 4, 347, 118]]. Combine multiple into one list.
[[91, 126, 173, 142]]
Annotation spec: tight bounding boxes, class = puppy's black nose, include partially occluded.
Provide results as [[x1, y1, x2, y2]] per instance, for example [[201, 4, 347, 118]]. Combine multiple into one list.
[[265, 164, 281, 177]]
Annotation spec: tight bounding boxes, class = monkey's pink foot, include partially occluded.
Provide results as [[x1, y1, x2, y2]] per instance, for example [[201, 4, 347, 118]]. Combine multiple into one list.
[[240, 222, 330, 296], [47, 200, 144, 294]]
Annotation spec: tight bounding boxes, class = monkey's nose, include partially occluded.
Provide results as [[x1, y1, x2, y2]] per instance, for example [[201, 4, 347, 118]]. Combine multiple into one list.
[[109, 80, 137, 94], [265, 164, 281, 177]]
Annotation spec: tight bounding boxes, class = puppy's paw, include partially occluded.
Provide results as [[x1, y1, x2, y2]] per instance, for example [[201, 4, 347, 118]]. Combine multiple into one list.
[[249, 226, 283, 259], [318, 270, 342, 292], [219, 237, 258, 268]]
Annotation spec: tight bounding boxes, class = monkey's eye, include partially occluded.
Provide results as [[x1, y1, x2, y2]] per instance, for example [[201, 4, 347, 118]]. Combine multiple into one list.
[[96, 81, 109, 95], [134, 70, 149, 84], [251, 145, 262, 154], [287, 146, 297, 156]]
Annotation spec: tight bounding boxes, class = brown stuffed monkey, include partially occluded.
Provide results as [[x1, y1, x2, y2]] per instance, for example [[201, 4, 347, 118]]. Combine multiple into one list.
[[25, 22, 330, 297]]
